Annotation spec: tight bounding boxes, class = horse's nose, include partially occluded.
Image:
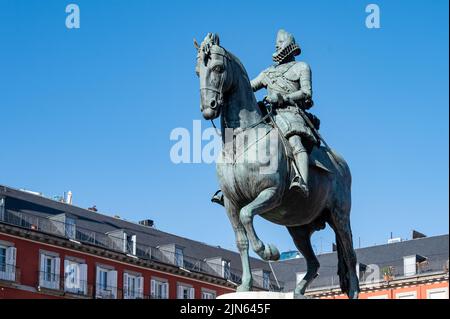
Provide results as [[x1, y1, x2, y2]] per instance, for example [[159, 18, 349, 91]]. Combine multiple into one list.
[[210, 100, 217, 109]]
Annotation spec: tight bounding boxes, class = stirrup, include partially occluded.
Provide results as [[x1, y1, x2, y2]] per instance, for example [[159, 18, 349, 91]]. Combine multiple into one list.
[[289, 176, 309, 198], [211, 190, 224, 206]]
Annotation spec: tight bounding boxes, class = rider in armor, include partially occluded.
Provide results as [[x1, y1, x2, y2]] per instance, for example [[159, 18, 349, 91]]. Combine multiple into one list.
[[211, 29, 320, 205]]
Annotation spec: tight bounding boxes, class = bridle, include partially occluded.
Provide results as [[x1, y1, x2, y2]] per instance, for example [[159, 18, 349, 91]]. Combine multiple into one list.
[[199, 48, 230, 110], [199, 46, 273, 136]]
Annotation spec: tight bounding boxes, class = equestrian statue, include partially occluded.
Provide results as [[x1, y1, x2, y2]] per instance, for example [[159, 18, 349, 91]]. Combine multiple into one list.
[[194, 30, 360, 299]]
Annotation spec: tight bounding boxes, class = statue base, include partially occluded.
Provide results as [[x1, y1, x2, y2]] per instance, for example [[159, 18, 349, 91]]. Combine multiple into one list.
[[217, 291, 314, 299]]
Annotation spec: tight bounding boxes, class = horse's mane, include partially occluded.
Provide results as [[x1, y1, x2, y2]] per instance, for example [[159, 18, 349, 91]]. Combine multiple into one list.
[[225, 50, 252, 86]]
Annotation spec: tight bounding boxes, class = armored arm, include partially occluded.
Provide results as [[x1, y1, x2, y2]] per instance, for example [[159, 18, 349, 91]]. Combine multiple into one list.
[[285, 62, 313, 108], [250, 72, 266, 92]]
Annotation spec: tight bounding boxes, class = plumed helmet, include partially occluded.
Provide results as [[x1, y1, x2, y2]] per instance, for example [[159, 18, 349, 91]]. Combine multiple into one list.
[[272, 29, 301, 63]]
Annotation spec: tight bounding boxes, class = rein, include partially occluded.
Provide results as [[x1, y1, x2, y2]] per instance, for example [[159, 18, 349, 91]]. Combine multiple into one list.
[[211, 108, 273, 137]]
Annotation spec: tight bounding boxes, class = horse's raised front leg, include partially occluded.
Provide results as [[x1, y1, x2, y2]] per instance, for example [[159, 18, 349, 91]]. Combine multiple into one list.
[[224, 198, 253, 291], [239, 187, 282, 261]]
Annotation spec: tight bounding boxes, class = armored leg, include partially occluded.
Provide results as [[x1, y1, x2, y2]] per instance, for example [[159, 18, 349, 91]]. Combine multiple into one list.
[[288, 135, 309, 197]]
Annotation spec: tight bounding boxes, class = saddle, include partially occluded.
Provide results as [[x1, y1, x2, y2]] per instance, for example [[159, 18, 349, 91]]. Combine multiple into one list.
[[257, 101, 331, 174]]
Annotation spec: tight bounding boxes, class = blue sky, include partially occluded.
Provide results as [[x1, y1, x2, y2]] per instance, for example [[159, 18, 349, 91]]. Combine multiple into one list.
[[0, 0, 448, 257]]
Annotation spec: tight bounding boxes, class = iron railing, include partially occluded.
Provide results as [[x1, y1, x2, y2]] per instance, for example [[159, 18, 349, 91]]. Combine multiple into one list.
[[0, 263, 20, 283], [37, 271, 92, 297]]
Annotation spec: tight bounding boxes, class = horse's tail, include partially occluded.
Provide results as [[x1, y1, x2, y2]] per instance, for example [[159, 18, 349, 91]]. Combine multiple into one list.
[[328, 149, 355, 296], [335, 235, 350, 295]]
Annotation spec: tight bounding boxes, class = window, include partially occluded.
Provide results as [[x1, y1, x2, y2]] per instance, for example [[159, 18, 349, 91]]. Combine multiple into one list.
[[427, 288, 448, 299], [39, 253, 60, 290], [201, 289, 216, 299], [0, 197, 5, 221], [396, 291, 417, 299], [356, 263, 367, 281], [403, 255, 427, 277], [123, 233, 137, 255], [0, 247, 5, 273], [177, 284, 194, 299], [403, 256, 417, 276], [64, 259, 87, 295], [65, 218, 76, 239], [222, 260, 231, 280], [0, 245, 16, 282], [151, 278, 169, 299], [124, 273, 144, 299], [175, 247, 184, 267], [262, 271, 271, 290], [96, 266, 117, 299]]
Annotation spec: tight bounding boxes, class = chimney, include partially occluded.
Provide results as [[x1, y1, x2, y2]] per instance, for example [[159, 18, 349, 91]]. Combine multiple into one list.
[[64, 191, 73, 205], [139, 219, 154, 227]]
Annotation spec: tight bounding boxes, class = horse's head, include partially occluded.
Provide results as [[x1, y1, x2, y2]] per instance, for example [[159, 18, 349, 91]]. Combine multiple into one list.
[[195, 33, 233, 120]]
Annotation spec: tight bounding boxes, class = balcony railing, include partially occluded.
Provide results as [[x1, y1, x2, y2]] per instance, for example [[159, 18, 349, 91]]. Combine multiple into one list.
[[0, 263, 20, 283], [37, 271, 92, 297], [2, 209, 283, 291]]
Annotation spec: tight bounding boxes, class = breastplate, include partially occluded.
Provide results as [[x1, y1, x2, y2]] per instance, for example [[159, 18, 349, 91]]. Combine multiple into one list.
[[264, 62, 299, 95]]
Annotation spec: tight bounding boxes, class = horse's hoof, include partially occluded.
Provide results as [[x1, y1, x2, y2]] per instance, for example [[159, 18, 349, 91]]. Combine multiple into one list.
[[264, 243, 280, 261], [348, 290, 359, 299], [293, 292, 311, 299], [236, 284, 252, 292]]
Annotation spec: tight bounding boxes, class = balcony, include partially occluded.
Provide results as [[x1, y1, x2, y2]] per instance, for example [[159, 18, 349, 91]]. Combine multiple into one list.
[[0, 263, 20, 284], [1, 209, 283, 291], [36, 271, 92, 297]]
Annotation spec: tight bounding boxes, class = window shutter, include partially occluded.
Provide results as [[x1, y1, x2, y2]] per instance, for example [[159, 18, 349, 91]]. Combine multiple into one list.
[[6, 247, 16, 281], [189, 287, 195, 299], [123, 233, 127, 253], [108, 270, 117, 299], [123, 273, 129, 299], [163, 282, 168, 299], [80, 264, 88, 295], [39, 254, 46, 286], [64, 260, 70, 291], [177, 285, 183, 299], [132, 235, 137, 255], [151, 279, 156, 298], [54, 257, 61, 290], [137, 276, 144, 299], [95, 266, 101, 297]]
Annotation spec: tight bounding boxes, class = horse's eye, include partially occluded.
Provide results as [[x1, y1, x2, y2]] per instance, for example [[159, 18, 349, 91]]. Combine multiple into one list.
[[212, 65, 224, 73]]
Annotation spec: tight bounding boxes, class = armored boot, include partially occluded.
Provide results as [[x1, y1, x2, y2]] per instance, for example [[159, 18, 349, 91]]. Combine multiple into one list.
[[211, 190, 224, 206], [288, 136, 309, 198]]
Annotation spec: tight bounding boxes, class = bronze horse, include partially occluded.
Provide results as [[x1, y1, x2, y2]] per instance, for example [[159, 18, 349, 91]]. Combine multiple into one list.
[[195, 33, 360, 299]]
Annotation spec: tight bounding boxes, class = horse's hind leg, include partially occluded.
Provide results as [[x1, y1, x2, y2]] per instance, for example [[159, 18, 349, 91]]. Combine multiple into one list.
[[240, 187, 282, 261], [327, 208, 360, 299], [287, 225, 320, 298]]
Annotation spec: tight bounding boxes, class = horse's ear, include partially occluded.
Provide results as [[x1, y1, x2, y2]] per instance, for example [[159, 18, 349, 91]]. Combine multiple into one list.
[[212, 33, 220, 46], [193, 38, 200, 51]]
